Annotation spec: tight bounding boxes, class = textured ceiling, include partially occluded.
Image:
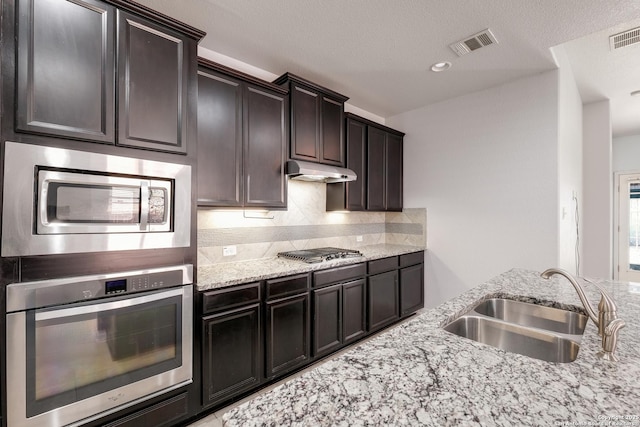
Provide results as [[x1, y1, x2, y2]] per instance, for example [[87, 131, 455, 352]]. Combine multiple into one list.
[[561, 17, 640, 137], [137, 0, 640, 134]]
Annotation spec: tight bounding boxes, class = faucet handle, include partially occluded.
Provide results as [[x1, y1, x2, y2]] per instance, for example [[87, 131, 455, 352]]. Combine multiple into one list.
[[598, 318, 625, 362]]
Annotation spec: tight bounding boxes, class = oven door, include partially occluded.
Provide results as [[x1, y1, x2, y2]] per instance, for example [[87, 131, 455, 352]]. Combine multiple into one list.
[[6, 285, 193, 427]]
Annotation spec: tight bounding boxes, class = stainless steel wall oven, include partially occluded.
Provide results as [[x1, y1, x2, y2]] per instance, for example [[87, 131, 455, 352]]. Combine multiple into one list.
[[5, 264, 193, 427], [1, 141, 191, 257]]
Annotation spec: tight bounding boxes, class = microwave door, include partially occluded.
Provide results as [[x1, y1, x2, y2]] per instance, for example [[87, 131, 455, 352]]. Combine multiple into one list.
[[37, 171, 164, 235]]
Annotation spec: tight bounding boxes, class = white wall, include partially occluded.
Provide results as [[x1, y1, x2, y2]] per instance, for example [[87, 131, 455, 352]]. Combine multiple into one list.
[[613, 134, 640, 173], [555, 47, 584, 276], [387, 71, 560, 307], [582, 101, 612, 279]]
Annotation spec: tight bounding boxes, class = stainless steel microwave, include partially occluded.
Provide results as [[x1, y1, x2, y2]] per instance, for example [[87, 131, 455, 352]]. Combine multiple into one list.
[[1, 142, 191, 256]]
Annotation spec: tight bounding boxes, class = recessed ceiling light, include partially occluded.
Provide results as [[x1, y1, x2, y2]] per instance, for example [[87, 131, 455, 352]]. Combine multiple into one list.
[[431, 61, 451, 72], [631, 90, 640, 97]]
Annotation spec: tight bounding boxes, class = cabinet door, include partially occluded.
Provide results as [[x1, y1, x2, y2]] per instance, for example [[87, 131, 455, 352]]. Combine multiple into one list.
[[117, 11, 188, 153], [400, 263, 424, 316], [313, 284, 342, 357], [368, 270, 399, 331], [202, 304, 262, 407], [367, 127, 386, 211], [320, 97, 344, 166], [291, 84, 319, 161], [16, 0, 115, 143], [386, 133, 403, 211], [265, 292, 310, 378], [346, 119, 367, 211], [197, 69, 242, 206], [244, 85, 287, 208], [343, 279, 366, 344]]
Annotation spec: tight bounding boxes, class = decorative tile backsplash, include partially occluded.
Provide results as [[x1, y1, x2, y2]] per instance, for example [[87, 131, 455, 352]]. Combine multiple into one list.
[[197, 180, 426, 266]]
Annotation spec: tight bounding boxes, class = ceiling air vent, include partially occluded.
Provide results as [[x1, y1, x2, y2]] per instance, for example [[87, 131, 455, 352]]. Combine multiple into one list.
[[610, 27, 640, 50], [449, 28, 498, 57]]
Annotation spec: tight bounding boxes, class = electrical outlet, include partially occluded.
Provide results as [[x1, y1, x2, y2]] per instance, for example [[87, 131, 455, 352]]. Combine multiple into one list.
[[356, 235, 363, 242], [223, 246, 237, 256]]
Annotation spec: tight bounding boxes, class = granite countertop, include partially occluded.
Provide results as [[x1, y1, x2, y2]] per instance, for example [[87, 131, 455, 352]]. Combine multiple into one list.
[[222, 269, 640, 426], [196, 244, 424, 291]]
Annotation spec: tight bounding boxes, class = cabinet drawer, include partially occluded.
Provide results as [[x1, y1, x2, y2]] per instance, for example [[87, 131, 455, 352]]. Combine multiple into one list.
[[400, 251, 424, 268], [202, 282, 261, 314], [103, 393, 188, 427], [367, 256, 398, 275], [313, 263, 365, 288], [265, 273, 310, 300]]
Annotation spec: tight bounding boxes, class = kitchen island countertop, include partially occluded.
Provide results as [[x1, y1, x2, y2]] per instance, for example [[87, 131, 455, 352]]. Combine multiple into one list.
[[222, 268, 640, 426], [197, 244, 424, 291]]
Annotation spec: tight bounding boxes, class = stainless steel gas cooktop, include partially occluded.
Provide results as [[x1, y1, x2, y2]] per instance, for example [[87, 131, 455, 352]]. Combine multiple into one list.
[[277, 247, 363, 263]]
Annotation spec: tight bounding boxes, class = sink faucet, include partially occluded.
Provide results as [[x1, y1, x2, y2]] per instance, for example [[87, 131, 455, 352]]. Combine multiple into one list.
[[540, 268, 625, 362]]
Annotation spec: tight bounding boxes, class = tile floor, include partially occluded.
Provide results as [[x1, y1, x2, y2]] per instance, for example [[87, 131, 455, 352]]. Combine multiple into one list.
[[186, 313, 421, 426]]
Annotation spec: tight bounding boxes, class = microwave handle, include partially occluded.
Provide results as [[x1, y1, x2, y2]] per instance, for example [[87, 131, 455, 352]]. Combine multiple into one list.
[[140, 181, 149, 231], [39, 179, 51, 226]]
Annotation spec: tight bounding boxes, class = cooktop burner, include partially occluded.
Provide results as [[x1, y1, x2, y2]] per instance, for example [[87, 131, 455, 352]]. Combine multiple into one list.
[[277, 247, 363, 263]]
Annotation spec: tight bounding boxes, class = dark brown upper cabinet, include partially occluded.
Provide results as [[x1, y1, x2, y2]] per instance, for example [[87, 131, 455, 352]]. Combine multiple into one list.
[[197, 59, 288, 209], [385, 132, 404, 211], [117, 11, 190, 153], [327, 113, 404, 212], [10, 0, 204, 154], [16, 0, 115, 143], [197, 67, 243, 207], [345, 118, 367, 211], [273, 73, 349, 166], [367, 126, 387, 211]]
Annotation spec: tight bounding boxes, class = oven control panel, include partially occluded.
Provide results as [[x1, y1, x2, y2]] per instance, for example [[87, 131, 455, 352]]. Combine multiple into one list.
[[6, 264, 193, 312], [105, 279, 127, 294], [104, 270, 181, 295], [107, 271, 176, 295]]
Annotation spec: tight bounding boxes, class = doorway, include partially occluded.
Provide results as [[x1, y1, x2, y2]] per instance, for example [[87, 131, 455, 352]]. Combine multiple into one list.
[[616, 172, 640, 282]]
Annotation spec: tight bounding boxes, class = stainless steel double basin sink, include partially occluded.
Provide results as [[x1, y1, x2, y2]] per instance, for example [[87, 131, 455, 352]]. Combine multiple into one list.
[[443, 298, 588, 363]]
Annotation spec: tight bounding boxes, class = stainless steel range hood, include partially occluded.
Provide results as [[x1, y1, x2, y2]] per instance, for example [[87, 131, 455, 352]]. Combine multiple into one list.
[[286, 160, 357, 183]]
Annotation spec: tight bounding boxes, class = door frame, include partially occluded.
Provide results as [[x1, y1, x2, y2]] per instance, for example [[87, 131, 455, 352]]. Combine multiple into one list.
[[613, 171, 640, 281]]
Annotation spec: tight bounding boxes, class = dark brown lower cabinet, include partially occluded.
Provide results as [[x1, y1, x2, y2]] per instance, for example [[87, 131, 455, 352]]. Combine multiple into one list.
[[312, 264, 366, 358], [265, 292, 310, 378], [400, 263, 424, 316], [312, 286, 369, 352], [342, 279, 367, 344], [368, 270, 399, 331], [195, 252, 422, 419], [313, 284, 342, 357], [202, 304, 262, 407]]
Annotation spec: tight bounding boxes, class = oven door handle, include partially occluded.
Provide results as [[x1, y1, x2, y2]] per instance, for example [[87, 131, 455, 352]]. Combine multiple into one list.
[[34, 287, 184, 322], [139, 181, 149, 231]]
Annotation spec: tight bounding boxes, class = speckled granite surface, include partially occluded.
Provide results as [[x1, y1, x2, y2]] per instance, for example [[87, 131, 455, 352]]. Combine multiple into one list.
[[196, 244, 424, 291], [222, 269, 640, 426]]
